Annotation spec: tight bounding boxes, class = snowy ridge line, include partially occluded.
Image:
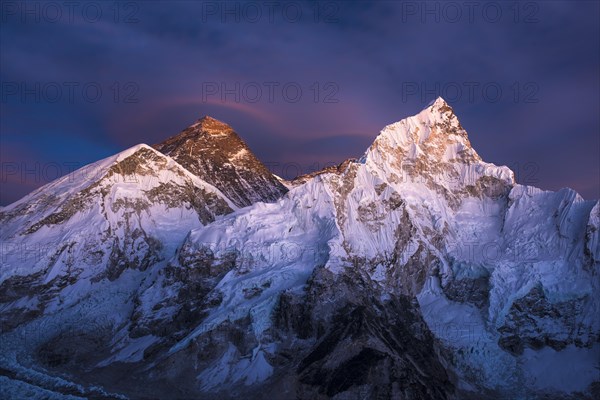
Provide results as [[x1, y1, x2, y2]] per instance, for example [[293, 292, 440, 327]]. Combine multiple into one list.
[[0, 143, 154, 211], [1, 143, 237, 212]]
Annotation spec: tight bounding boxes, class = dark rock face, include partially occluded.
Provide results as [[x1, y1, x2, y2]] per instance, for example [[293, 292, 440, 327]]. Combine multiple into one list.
[[154, 116, 288, 208], [463, 176, 512, 201], [498, 284, 595, 355], [442, 275, 490, 308], [293, 304, 453, 400], [267, 266, 455, 400], [129, 242, 236, 339], [442, 260, 491, 309]]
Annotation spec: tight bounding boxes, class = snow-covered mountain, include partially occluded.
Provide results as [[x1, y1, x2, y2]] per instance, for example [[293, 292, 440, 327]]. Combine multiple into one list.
[[0, 144, 235, 332], [1, 98, 598, 399]]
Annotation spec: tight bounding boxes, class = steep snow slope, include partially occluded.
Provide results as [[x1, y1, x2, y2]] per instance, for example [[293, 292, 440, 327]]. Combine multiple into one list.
[[0, 143, 234, 288]]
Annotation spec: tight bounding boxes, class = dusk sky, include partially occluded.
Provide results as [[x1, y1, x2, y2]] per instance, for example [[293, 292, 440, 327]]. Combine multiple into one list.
[[1, 0, 598, 205]]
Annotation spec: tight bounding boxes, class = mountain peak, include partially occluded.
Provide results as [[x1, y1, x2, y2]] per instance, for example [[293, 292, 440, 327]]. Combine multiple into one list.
[[197, 115, 219, 122], [153, 118, 288, 207], [362, 99, 516, 190], [187, 115, 234, 135], [368, 97, 469, 159], [427, 96, 451, 110], [422, 96, 458, 125]]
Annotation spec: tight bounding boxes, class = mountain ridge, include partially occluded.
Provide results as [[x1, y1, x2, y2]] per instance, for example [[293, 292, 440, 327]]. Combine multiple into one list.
[[0, 99, 598, 399]]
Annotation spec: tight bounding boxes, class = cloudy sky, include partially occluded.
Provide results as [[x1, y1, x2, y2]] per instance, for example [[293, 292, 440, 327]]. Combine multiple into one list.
[[1, 0, 598, 205]]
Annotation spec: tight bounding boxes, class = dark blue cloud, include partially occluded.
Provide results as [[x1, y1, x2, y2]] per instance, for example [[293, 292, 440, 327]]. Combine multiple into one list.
[[1, 0, 598, 205]]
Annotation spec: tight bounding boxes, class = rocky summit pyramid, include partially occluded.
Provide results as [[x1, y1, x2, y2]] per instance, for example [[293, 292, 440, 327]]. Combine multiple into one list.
[[0, 99, 598, 399], [153, 116, 288, 208]]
